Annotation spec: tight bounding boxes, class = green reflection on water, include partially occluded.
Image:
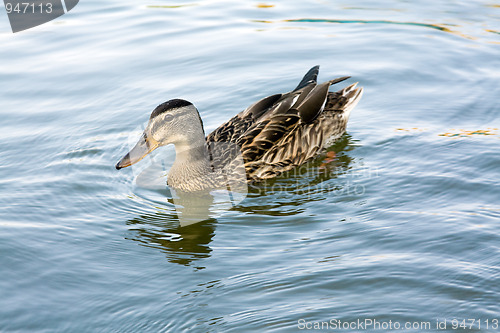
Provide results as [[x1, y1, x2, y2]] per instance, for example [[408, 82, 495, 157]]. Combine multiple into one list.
[[252, 18, 481, 40], [147, 4, 198, 9], [286, 18, 454, 32]]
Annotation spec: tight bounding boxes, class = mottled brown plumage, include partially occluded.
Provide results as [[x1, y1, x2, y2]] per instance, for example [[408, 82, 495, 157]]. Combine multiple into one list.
[[206, 65, 363, 181]]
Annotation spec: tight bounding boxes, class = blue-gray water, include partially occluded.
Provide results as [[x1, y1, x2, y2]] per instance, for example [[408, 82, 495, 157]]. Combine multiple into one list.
[[1, 1, 500, 332]]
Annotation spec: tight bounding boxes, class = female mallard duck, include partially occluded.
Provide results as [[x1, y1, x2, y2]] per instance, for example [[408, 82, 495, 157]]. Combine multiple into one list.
[[116, 66, 363, 192]]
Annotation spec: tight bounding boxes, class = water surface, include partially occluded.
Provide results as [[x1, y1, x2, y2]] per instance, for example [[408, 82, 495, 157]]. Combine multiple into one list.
[[1, 0, 500, 332]]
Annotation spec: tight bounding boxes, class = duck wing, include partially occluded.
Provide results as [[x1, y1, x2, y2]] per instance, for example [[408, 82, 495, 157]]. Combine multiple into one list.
[[206, 65, 323, 144], [206, 93, 282, 144], [241, 78, 359, 181], [205, 66, 359, 180]]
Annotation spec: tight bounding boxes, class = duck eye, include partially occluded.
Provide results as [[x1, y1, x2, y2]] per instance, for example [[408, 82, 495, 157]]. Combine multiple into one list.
[[163, 114, 174, 122]]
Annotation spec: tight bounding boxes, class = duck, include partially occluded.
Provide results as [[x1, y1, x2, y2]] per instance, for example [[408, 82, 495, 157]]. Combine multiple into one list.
[[116, 66, 363, 192]]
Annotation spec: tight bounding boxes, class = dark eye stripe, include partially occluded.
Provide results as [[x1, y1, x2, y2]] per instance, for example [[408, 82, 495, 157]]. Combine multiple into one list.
[[150, 110, 188, 134]]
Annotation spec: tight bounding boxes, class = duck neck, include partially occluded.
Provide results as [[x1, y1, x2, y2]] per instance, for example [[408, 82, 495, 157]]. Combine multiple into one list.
[[168, 135, 214, 190]]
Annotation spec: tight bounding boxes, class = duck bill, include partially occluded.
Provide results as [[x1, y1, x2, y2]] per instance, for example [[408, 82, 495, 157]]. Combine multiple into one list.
[[115, 133, 159, 170]]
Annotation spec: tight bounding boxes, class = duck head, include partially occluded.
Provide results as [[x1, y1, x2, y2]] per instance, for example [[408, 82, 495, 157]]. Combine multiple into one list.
[[115, 99, 205, 170]]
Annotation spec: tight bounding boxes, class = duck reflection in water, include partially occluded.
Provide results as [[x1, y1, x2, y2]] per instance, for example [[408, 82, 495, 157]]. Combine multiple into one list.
[[126, 211, 217, 267], [125, 134, 356, 267]]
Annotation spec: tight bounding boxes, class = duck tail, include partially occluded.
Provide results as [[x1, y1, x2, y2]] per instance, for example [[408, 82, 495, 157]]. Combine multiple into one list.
[[293, 65, 320, 91], [343, 83, 363, 117], [328, 83, 363, 120]]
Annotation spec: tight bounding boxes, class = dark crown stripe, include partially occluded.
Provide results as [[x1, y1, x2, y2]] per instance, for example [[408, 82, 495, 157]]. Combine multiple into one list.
[[150, 99, 193, 119]]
